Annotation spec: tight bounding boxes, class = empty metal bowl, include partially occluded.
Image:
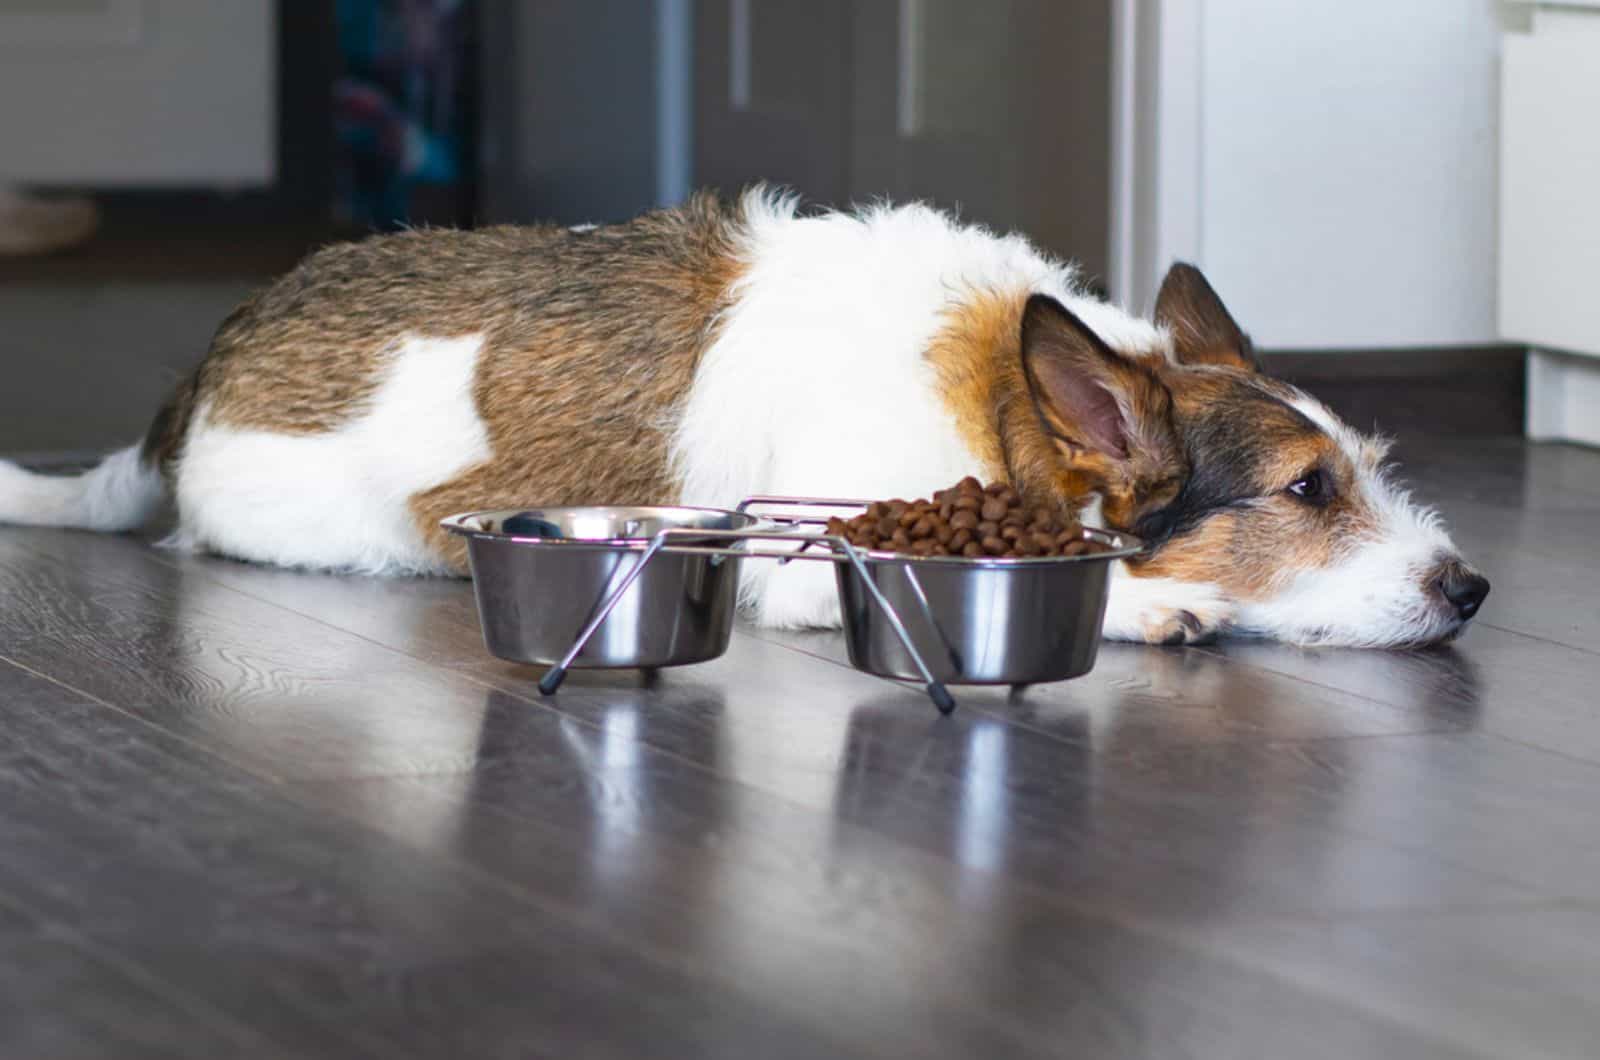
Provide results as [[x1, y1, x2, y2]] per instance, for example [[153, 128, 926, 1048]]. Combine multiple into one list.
[[835, 527, 1142, 685], [441, 506, 759, 670]]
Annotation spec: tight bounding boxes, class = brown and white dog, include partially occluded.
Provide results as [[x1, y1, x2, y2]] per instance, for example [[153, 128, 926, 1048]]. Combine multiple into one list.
[[0, 189, 1488, 645]]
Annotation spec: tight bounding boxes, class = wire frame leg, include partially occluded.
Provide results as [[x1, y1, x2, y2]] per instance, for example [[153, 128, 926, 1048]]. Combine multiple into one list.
[[829, 541, 956, 714], [536, 536, 670, 695]]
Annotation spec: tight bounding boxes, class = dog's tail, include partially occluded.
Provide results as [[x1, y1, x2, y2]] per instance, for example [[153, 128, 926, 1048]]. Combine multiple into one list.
[[0, 373, 194, 533], [0, 445, 165, 532]]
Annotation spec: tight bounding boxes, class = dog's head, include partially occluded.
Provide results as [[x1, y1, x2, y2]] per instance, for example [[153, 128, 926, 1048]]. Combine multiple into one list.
[[1019, 264, 1488, 647]]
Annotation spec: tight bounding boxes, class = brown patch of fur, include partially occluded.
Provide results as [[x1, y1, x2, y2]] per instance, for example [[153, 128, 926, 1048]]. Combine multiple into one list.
[[1132, 505, 1321, 600], [925, 291, 1186, 527], [414, 198, 746, 569], [1152, 262, 1258, 372], [149, 192, 747, 571], [139, 370, 202, 474], [1133, 490, 1380, 600], [923, 292, 1047, 487]]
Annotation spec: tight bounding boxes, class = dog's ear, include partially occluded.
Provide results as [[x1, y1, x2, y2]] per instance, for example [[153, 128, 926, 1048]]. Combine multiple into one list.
[[1021, 294, 1183, 526], [1154, 262, 1259, 372]]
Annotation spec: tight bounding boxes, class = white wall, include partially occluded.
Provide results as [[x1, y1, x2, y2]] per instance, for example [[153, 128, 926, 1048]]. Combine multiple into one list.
[[0, 0, 275, 187], [1123, 0, 1503, 350]]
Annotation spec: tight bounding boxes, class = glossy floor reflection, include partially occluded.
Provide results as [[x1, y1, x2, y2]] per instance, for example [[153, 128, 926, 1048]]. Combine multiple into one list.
[[1, 438, 1599, 1058]]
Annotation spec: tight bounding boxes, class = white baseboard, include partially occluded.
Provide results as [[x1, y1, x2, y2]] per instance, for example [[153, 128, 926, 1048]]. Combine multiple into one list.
[[1528, 349, 1600, 447]]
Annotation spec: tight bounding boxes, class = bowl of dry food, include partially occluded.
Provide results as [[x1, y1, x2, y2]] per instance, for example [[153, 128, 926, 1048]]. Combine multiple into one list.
[[760, 477, 1141, 688]]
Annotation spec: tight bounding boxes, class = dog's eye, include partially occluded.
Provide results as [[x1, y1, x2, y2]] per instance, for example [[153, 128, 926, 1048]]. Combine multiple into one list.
[[1287, 470, 1329, 502]]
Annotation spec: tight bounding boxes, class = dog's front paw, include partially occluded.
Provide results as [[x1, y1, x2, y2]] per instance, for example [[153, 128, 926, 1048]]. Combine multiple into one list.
[[1140, 605, 1230, 646], [751, 558, 844, 629], [1101, 575, 1236, 645]]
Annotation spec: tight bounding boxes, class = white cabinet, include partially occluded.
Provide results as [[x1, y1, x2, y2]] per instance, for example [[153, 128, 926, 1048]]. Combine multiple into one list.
[[1501, 3, 1600, 444], [1110, 0, 1502, 346]]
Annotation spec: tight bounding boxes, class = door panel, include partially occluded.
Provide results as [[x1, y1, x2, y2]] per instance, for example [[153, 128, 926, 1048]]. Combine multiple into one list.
[[694, 0, 852, 205], [693, 0, 1110, 280], [850, 0, 1110, 280]]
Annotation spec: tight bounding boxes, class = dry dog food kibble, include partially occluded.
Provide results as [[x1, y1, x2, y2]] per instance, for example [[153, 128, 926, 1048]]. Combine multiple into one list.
[[823, 477, 1113, 559]]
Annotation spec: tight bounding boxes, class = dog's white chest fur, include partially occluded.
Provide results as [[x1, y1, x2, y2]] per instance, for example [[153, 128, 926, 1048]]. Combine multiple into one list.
[[670, 197, 1154, 627]]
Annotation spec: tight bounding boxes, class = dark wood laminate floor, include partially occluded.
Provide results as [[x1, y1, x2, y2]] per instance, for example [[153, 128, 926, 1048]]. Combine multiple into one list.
[[2, 437, 1598, 1058]]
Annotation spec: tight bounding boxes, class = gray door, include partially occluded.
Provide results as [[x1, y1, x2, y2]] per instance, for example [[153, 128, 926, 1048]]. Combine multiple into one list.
[[694, 0, 854, 206], [693, 0, 1111, 280]]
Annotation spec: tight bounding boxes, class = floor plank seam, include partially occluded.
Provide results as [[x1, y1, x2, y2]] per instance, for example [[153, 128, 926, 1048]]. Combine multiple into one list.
[[1477, 621, 1600, 659], [1479, 729, 1600, 773], [0, 887, 305, 1058], [1186, 643, 1471, 716], [0, 649, 291, 785], [1181, 896, 1600, 925]]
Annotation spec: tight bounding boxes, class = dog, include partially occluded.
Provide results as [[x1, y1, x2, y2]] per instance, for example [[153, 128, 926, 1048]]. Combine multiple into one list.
[[0, 189, 1488, 646]]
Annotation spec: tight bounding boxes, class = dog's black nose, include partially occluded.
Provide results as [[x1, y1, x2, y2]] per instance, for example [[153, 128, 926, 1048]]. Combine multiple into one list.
[[1436, 562, 1490, 620]]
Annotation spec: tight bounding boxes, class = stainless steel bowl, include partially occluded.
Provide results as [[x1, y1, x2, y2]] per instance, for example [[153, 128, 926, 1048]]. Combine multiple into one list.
[[835, 527, 1142, 685], [441, 506, 759, 669]]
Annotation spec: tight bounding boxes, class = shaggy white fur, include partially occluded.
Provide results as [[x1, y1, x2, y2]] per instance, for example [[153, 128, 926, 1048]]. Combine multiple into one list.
[[0, 445, 162, 531]]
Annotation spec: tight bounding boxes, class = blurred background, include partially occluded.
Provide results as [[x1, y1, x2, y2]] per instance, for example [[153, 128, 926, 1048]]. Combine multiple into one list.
[[1, 0, 1593, 458]]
